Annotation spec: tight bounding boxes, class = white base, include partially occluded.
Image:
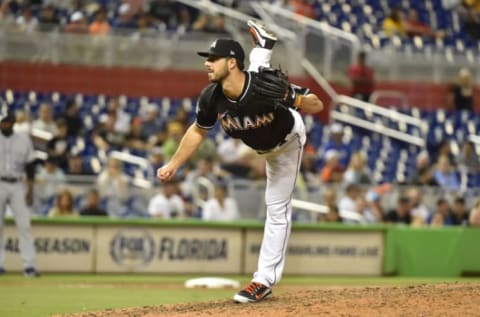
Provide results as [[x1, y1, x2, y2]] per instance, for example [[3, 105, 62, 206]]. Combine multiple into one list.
[[184, 277, 240, 289]]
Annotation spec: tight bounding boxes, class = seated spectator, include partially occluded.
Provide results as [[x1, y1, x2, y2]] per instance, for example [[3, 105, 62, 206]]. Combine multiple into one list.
[[322, 123, 351, 169], [300, 150, 321, 188], [105, 97, 132, 135], [448, 68, 475, 112], [448, 196, 469, 225], [162, 121, 186, 160], [35, 157, 66, 203], [37, 4, 60, 32], [13, 109, 31, 134], [456, 140, 480, 174], [63, 11, 89, 34], [80, 189, 108, 216], [32, 103, 58, 135], [125, 116, 149, 152], [111, 3, 137, 32], [469, 199, 480, 226], [384, 196, 412, 225], [89, 7, 110, 36], [191, 12, 229, 34], [132, 12, 158, 38], [201, 183, 239, 221], [47, 118, 71, 170], [320, 149, 344, 183], [317, 188, 339, 222], [148, 179, 185, 219], [48, 189, 79, 217], [405, 8, 445, 39], [148, 0, 192, 31], [365, 190, 385, 223], [140, 104, 165, 142], [382, 7, 407, 37], [96, 157, 130, 205], [456, 0, 480, 40], [342, 151, 372, 185], [347, 51, 375, 102], [65, 153, 95, 175], [15, 5, 38, 33], [406, 187, 430, 224], [57, 98, 83, 137], [338, 183, 361, 216], [322, 206, 342, 223], [428, 198, 453, 226], [432, 155, 460, 192]]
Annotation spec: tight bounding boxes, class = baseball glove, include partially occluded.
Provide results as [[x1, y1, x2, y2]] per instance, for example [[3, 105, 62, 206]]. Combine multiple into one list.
[[254, 67, 297, 107]]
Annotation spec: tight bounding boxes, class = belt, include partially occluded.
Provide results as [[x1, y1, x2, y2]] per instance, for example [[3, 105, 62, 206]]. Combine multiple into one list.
[[0, 177, 20, 183], [256, 138, 288, 155]]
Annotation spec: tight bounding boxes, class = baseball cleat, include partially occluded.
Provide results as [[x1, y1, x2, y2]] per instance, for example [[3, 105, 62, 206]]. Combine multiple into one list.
[[233, 281, 272, 303], [247, 19, 277, 49]]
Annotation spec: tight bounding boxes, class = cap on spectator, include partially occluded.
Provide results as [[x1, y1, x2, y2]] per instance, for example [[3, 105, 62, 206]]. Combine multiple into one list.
[[325, 149, 339, 161], [71, 11, 84, 22], [330, 123, 343, 134], [118, 3, 131, 15]]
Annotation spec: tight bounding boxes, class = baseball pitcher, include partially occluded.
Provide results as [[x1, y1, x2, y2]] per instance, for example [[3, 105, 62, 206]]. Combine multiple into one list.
[[157, 20, 323, 303]]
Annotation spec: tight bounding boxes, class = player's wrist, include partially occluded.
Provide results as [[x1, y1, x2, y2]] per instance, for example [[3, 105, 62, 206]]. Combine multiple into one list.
[[294, 95, 303, 108]]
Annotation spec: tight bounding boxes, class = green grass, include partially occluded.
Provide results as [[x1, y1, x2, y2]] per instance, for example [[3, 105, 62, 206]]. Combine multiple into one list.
[[0, 274, 479, 317]]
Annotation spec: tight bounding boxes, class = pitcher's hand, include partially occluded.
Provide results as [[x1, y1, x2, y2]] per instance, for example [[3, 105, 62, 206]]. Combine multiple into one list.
[[157, 164, 176, 182]]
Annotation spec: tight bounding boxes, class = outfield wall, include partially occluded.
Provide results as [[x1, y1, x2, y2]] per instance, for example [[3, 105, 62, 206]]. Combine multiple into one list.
[[3, 218, 480, 277]]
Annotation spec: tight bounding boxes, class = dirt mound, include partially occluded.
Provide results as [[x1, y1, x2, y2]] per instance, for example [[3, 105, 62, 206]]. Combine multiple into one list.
[[59, 283, 480, 317]]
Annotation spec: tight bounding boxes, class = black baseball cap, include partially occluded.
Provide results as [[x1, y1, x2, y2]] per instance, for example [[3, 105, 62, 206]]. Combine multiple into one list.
[[197, 38, 245, 62]]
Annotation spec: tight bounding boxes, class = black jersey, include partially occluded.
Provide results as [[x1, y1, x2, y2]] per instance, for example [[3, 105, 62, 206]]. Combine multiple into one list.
[[196, 71, 307, 151]]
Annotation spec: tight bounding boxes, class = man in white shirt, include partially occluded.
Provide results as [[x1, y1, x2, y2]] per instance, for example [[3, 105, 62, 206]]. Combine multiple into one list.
[[202, 183, 239, 221], [148, 179, 185, 219]]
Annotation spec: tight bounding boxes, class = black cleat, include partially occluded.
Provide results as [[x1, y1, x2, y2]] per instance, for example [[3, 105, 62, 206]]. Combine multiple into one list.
[[247, 19, 277, 49], [233, 281, 272, 303]]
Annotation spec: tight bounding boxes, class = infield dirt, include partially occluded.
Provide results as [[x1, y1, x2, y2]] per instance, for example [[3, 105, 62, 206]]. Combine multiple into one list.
[[59, 282, 480, 317]]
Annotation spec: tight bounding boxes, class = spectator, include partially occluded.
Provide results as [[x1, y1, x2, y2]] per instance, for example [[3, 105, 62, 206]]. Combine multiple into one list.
[[191, 12, 229, 34], [46, 119, 71, 170], [111, 3, 137, 32], [384, 196, 412, 225], [347, 51, 375, 102], [338, 183, 361, 217], [456, 0, 480, 40], [448, 68, 475, 112], [15, 5, 38, 33], [106, 97, 132, 135], [428, 198, 453, 225], [35, 157, 66, 203], [201, 183, 240, 221], [148, 179, 185, 219], [365, 190, 385, 223], [162, 121, 186, 160], [32, 103, 58, 135], [406, 187, 430, 224], [448, 196, 469, 225], [148, 0, 191, 31], [322, 123, 351, 169], [58, 98, 83, 137], [13, 109, 31, 134], [405, 8, 445, 39], [320, 149, 344, 183], [432, 154, 460, 192], [140, 104, 165, 141], [342, 151, 372, 185], [37, 4, 60, 32], [48, 189, 79, 217], [65, 153, 95, 175], [382, 7, 407, 37], [63, 11, 89, 34], [456, 140, 480, 174], [133, 12, 158, 38], [469, 199, 480, 226], [89, 7, 110, 35], [96, 157, 130, 215], [80, 189, 108, 216], [125, 116, 149, 152]]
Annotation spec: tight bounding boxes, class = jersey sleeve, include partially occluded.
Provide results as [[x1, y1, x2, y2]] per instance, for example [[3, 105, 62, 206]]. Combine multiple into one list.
[[195, 84, 218, 130]]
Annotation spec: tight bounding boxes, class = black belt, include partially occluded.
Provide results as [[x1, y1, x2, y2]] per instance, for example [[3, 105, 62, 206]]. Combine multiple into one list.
[[256, 138, 288, 155], [0, 177, 20, 183]]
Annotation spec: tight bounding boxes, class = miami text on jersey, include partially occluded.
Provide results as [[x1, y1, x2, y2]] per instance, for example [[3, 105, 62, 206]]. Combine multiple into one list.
[[219, 112, 275, 132]]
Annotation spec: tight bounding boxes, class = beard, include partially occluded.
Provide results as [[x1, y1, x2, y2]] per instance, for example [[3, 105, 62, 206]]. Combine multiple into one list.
[[208, 63, 229, 83]]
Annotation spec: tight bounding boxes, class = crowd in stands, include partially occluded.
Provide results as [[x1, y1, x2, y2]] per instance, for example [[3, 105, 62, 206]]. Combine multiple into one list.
[[2, 85, 479, 228], [0, 0, 479, 46]]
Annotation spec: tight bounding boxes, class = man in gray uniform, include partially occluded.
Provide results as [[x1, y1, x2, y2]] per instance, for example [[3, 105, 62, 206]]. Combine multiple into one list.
[[0, 110, 39, 277]]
